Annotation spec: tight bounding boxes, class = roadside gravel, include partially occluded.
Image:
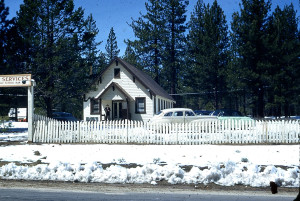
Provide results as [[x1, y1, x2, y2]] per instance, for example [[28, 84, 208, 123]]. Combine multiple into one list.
[[0, 179, 298, 197]]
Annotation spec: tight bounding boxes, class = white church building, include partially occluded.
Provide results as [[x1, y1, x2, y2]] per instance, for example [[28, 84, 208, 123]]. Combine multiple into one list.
[[83, 57, 175, 122]]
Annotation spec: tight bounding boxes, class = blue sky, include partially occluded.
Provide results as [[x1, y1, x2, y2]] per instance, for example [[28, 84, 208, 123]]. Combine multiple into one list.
[[5, 0, 300, 56]]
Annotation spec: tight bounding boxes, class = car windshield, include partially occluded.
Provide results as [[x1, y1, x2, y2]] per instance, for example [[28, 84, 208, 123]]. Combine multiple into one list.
[[164, 112, 173, 116], [211, 110, 220, 116], [211, 110, 242, 116], [156, 111, 163, 115]]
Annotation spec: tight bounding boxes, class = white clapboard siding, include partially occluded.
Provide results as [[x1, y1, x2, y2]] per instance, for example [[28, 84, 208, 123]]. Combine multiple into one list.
[[32, 115, 300, 144]]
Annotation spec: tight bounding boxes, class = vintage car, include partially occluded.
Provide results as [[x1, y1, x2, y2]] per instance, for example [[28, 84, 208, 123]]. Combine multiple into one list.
[[149, 108, 200, 124], [52, 112, 77, 121], [210, 109, 252, 120], [194, 110, 212, 116]]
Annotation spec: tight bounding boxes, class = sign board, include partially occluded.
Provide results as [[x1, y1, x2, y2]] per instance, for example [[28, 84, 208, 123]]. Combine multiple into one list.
[[0, 74, 35, 142], [0, 74, 32, 87]]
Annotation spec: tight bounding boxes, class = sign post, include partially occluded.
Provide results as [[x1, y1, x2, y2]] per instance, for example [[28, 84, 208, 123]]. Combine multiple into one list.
[[27, 79, 35, 142], [0, 74, 35, 142]]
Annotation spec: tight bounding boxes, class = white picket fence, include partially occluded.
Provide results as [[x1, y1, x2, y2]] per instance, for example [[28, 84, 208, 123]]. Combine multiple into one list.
[[33, 115, 299, 144]]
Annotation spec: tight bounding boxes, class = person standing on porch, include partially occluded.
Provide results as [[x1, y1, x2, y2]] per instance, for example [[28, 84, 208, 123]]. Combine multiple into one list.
[[104, 105, 111, 120]]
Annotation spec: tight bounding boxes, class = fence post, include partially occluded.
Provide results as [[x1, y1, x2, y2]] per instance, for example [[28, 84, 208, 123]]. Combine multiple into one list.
[[265, 121, 268, 143], [126, 119, 129, 143]]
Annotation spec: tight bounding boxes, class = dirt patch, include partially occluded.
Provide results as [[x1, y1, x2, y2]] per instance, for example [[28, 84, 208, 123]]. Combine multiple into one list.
[[0, 159, 47, 167], [0, 141, 27, 146]]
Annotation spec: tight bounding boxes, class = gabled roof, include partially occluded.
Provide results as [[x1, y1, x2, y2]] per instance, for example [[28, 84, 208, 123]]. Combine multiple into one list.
[[97, 57, 175, 102], [98, 82, 134, 101]]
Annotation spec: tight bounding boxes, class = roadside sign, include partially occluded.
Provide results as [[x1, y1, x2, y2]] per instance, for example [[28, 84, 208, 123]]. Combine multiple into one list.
[[0, 74, 32, 87], [0, 74, 35, 142]]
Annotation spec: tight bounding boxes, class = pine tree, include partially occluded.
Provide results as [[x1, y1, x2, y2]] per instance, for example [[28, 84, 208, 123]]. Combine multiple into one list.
[[0, 0, 14, 74], [161, 0, 188, 95], [182, 0, 205, 109], [266, 4, 300, 117], [227, 26, 248, 114], [231, 0, 271, 117], [16, 0, 96, 117], [186, 0, 229, 110], [105, 27, 120, 62], [0, 0, 22, 117], [128, 0, 188, 95], [83, 14, 102, 75], [123, 40, 142, 69], [128, 0, 166, 83]]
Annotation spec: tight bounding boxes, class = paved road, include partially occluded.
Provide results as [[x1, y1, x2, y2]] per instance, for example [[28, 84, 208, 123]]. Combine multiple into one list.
[[0, 188, 297, 201]]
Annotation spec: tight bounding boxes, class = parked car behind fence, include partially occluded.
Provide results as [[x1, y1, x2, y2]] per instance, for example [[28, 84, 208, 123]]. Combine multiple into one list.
[[150, 108, 200, 124], [52, 112, 77, 122], [194, 110, 212, 116], [210, 109, 252, 121]]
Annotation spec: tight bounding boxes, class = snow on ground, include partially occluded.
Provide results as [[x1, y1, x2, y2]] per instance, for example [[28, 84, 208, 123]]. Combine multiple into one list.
[[0, 121, 28, 129], [0, 122, 299, 187], [0, 122, 28, 142]]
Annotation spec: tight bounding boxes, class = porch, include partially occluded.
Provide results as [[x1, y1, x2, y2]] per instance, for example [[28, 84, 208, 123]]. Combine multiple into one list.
[[99, 82, 133, 121], [102, 99, 131, 121]]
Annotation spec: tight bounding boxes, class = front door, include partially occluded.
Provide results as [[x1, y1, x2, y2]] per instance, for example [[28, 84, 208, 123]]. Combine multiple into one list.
[[113, 101, 123, 120]]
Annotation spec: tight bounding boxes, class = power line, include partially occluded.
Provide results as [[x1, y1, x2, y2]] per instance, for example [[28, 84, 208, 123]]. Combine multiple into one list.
[[169, 88, 244, 96]]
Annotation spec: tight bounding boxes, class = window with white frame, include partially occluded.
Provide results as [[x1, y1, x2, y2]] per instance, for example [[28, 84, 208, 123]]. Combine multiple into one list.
[[135, 97, 146, 114], [90, 98, 100, 114]]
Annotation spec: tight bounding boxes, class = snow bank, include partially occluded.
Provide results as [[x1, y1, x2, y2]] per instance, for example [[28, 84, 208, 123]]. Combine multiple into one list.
[[0, 122, 28, 142], [0, 129, 298, 188], [0, 161, 298, 187]]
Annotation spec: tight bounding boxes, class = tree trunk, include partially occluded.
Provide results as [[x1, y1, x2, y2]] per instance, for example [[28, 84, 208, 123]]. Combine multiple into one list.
[[154, 38, 160, 84], [45, 97, 53, 118], [257, 85, 264, 118]]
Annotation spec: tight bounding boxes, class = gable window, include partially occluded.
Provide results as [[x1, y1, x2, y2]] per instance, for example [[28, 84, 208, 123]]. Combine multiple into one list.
[[135, 97, 146, 114], [114, 68, 120, 78], [90, 98, 100, 114]]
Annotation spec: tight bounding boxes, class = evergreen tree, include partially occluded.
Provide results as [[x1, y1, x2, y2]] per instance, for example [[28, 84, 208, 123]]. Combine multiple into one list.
[[105, 27, 120, 62], [266, 4, 300, 117], [128, 0, 188, 95], [231, 0, 271, 117], [0, 0, 14, 74], [227, 26, 248, 114], [97, 51, 108, 73], [83, 14, 102, 75], [0, 0, 23, 117], [182, 0, 205, 109], [186, 0, 229, 110], [128, 0, 166, 83], [161, 0, 188, 95], [16, 0, 96, 117], [123, 40, 142, 69]]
